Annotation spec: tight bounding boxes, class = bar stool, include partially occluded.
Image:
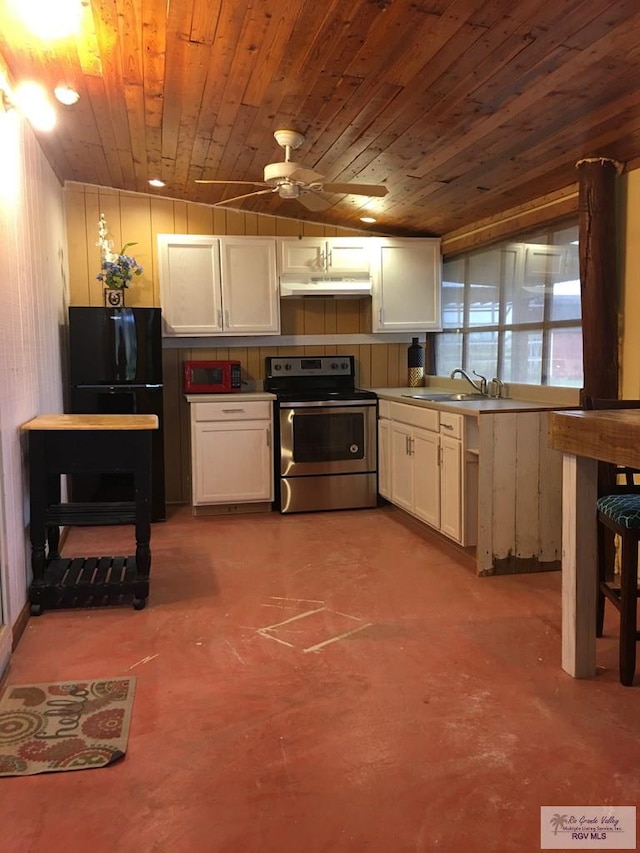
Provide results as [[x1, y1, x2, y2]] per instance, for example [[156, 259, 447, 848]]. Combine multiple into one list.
[[586, 397, 640, 686]]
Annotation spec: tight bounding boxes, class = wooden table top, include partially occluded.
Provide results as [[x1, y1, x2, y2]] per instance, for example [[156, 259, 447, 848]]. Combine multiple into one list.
[[21, 414, 159, 431], [549, 409, 640, 467]]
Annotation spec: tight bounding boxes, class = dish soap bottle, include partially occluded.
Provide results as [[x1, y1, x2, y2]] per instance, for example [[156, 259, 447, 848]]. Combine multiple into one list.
[[407, 337, 424, 387]]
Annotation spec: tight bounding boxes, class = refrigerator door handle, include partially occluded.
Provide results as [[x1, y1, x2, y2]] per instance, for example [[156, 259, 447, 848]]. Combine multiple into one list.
[[74, 383, 160, 391]]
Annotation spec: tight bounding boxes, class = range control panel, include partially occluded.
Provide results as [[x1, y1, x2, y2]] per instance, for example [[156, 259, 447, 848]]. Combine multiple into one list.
[[266, 356, 355, 378]]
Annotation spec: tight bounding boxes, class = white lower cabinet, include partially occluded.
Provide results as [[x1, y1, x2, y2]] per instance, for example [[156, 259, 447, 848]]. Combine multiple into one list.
[[413, 428, 441, 528], [189, 397, 274, 506], [377, 417, 391, 500], [379, 400, 477, 546], [390, 420, 415, 512], [439, 433, 462, 541]]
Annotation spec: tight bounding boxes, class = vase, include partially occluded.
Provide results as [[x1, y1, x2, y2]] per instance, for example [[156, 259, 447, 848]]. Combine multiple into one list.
[[104, 288, 125, 307], [407, 337, 424, 387]]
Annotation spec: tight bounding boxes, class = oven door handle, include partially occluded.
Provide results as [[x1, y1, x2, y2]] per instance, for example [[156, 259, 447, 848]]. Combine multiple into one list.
[[279, 399, 377, 409]]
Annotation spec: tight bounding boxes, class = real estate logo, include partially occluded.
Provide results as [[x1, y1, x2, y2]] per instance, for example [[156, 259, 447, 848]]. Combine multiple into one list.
[[541, 806, 636, 849]]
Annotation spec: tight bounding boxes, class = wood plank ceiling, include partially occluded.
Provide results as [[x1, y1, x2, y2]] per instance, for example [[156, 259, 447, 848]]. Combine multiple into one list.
[[1, 0, 640, 237]]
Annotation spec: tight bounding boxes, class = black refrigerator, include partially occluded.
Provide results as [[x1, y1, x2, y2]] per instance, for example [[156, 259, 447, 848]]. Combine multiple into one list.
[[68, 306, 166, 521]]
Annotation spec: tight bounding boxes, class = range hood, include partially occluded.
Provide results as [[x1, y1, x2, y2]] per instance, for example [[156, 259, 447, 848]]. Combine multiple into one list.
[[279, 276, 373, 299]]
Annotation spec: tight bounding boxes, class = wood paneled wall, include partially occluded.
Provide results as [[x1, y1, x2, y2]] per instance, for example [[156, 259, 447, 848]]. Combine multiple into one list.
[[64, 183, 413, 504]]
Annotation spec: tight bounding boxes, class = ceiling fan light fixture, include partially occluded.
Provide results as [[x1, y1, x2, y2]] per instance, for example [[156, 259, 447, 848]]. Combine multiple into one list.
[[148, 178, 165, 188], [360, 216, 377, 223], [278, 183, 300, 199]]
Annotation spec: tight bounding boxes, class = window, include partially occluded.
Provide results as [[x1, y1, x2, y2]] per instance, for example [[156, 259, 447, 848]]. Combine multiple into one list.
[[436, 223, 582, 387]]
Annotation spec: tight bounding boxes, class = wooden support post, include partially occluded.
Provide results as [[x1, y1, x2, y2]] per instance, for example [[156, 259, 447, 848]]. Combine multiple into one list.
[[576, 157, 622, 402]]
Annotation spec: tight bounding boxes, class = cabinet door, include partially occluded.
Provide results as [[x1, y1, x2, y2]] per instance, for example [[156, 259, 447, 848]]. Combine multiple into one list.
[[327, 238, 371, 273], [158, 235, 222, 335], [413, 427, 440, 527], [378, 418, 391, 499], [192, 421, 273, 505], [278, 239, 326, 273], [278, 237, 371, 274], [440, 434, 462, 541], [390, 422, 413, 512], [372, 238, 442, 332], [219, 237, 279, 334]]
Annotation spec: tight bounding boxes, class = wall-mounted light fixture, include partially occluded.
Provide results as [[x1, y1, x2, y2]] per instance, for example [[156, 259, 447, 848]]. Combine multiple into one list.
[[0, 88, 12, 114], [13, 81, 56, 131]]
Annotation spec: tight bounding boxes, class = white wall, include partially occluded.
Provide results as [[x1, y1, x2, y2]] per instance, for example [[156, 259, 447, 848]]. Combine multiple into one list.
[[0, 101, 68, 665]]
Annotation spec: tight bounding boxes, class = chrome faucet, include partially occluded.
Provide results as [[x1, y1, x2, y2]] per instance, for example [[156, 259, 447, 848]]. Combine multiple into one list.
[[489, 377, 505, 398], [450, 368, 488, 395]]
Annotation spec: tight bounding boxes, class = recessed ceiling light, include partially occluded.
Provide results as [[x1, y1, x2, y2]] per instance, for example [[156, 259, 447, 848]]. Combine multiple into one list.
[[360, 216, 376, 223], [54, 86, 79, 105], [148, 178, 165, 188]]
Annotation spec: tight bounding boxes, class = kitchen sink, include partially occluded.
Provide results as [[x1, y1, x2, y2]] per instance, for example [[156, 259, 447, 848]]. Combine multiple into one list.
[[401, 392, 488, 402]]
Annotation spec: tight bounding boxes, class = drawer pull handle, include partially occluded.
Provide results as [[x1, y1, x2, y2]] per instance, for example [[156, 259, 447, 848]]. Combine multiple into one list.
[[441, 423, 454, 430], [222, 408, 244, 413]]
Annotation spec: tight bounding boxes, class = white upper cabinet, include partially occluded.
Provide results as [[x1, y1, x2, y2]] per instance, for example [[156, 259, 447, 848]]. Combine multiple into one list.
[[278, 237, 371, 275], [219, 237, 279, 334], [158, 234, 280, 337], [371, 237, 442, 332], [158, 234, 222, 335]]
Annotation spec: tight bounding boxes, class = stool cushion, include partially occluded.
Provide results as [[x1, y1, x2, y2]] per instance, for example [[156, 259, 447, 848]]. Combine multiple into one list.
[[597, 494, 640, 528]]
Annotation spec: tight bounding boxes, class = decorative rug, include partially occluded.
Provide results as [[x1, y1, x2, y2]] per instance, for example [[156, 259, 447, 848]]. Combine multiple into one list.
[[0, 677, 136, 777]]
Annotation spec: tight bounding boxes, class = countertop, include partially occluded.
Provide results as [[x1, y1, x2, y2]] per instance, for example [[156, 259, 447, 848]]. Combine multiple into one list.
[[372, 387, 573, 415], [21, 414, 159, 431], [549, 408, 640, 467]]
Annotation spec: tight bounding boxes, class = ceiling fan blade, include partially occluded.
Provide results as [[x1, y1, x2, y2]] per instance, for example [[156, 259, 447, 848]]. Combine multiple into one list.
[[196, 179, 267, 187], [321, 182, 388, 197], [298, 191, 332, 212], [212, 188, 277, 207], [287, 166, 325, 185]]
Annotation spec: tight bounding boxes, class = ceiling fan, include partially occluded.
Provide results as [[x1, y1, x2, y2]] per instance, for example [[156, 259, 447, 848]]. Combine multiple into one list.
[[195, 129, 388, 211]]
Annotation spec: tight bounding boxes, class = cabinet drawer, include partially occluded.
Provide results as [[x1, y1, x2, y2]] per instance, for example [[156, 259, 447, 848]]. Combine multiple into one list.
[[192, 400, 272, 422], [389, 402, 439, 432], [439, 412, 463, 439]]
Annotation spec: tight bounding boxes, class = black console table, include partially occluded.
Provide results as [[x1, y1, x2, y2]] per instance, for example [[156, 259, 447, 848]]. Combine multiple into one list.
[[22, 414, 158, 615]]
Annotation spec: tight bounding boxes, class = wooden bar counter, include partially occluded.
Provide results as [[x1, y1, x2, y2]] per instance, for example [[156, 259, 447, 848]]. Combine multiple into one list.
[[22, 414, 158, 615], [549, 409, 640, 677]]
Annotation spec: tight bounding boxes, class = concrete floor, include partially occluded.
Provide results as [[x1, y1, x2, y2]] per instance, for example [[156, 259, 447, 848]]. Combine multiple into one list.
[[1, 505, 639, 853]]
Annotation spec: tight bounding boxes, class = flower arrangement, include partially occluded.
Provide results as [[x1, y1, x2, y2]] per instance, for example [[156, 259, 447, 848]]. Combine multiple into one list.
[[96, 213, 144, 290]]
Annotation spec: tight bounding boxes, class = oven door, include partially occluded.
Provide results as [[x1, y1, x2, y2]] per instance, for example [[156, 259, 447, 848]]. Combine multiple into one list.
[[279, 400, 377, 477]]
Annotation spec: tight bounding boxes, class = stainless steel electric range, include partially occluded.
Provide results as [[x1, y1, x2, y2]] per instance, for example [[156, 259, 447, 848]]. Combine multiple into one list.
[[264, 355, 378, 514]]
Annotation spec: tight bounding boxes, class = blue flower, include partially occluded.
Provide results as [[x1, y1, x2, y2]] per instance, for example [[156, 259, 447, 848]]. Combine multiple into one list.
[[96, 243, 143, 290]]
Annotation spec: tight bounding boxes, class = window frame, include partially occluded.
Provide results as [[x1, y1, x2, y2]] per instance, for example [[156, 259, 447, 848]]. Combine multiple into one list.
[[436, 221, 581, 387]]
